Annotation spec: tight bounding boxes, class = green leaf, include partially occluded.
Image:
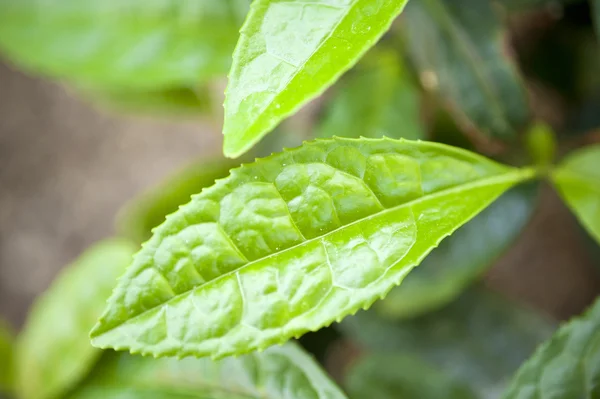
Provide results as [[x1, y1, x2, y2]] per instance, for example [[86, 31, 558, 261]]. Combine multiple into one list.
[[70, 343, 347, 399], [0, 1, 248, 89], [502, 296, 600, 399], [223, 0, 410, 158], [593, 0, 600, 42], [346, 354, 477, 399], [551, 144, 600, 244], [400, 0, 530, 140], [316, 48, 424, 141], [375, 181, 539, 319], [339, 287, 555, 398], [0, 320, 15, 394], [525, 123, 556, 169], [117, 158, 241, 244], [17, 239, 136, 399], [90, 138, 533, 359]]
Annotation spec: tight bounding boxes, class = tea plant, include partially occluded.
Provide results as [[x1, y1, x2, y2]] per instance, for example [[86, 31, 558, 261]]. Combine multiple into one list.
[[1, 0, 600, 398]]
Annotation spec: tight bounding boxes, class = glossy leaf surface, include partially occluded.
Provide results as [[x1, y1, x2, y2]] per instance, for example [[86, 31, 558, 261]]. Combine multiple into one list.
[[71, 343, 345, 399], [375, 182, 539, 319], [91, 138, 533, 359], [400, 0, 529, 140], [223, 0, 410, 157], [17, 239, 136, 399], [0, 1, 248, 89], [0, 321, 14, 394], [316, 48, 424, 140], [503, 297, 600, 399], [552, 144, 600, 244], [346, 354, 477, 399], [339, 288, 555, 398]]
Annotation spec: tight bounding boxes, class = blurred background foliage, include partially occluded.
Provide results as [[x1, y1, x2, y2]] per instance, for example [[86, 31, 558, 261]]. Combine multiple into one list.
[[1, 0, 600, 398]]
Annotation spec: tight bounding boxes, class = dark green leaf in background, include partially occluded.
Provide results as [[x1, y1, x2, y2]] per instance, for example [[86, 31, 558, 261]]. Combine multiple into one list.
[[346, 354, 478, 399], [502, 297, 600, 399], [339, 287, 555, 398], [70, 343, 347, 399], [16, 239, 136, 399], [592, 0, 600, 40], [316, 47, 424, 141], [400, 0, 530, 141], [0, 0, 248, 89], [375, 181, 539, 319], [0, 320, 14, 394]]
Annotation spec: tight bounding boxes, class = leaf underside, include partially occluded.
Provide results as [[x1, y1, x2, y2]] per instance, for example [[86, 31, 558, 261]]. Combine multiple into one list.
[[552, 144, 600, 244], [223, 0, 410, 157], [70, 343, 346, 399], [502, 297, 600, 398], [91, 138, 532, 359]]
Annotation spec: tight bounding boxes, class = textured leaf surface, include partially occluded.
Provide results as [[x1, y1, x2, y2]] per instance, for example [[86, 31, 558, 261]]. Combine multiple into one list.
[[552, 144, 600, 244], [91, 138, 533, 359], [17, 239, 136, 399], [502, 297, 600, 399], [401, 0, 529, 140], [117, 159, 240, 244], [339, 287, 555, 398], [223, 0, 410, 157], [316, 48, 424, 140], [375, 182, 538, 319], [346, 354, 477, 399], [0, 320, 14, 394], [70, 342, 346, 399], [0, 0, 248, 89]]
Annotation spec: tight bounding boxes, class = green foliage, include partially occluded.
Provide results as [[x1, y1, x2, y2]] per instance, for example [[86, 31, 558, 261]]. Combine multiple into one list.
[[375, 182, 539, 319], [594, 0, 600, 39], [0, 0, 248, 89], [222, 0, 410, 157], [70, 343, 346, 399], [400, 0, 530, 140], [346, 354, 477, 399], [316, 48, 424, 140], [502, 297, 600, 399], [90, 138, 532, 359], [16, 239, 136, 399], [0, 320, 15, 394], [552, 144, 600, 244], [525, 123, 557, 169], [340, 287, 555, 397]]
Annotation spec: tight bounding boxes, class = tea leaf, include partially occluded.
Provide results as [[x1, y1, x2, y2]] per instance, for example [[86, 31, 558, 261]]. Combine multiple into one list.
[[70, 343, 346, 399], [552, 144, 600, 244], [0, 320, 14, 394], [400, 0, 530, 140], [17, 239, 136, 399], [502, 297, 600, 399], [90, 138, 533, 359], [223, 0, 410, 157]]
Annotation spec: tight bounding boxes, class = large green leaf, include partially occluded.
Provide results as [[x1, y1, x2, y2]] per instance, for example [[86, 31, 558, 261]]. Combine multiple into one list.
[[552, 144, 600, 244], [346, 354, 477, 399], [16, 239, 136, 399], [90, 138, 533, 359], [400, 0, 530, 141], [0, 1, 248, 89], [502, 297, 600, 399], [316, 47, 424, 141], [0, 321, 14, 394], [222, 0, 410, 158], [339, 288, 555, 398], [70, 342, 346, 399], [375, 181, 539, 319]]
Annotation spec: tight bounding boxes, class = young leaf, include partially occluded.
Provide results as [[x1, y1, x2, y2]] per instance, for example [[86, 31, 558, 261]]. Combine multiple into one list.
[[223, 0, 410, 158], [69, 343, 347, 399], [375, 182, 539, 319], [346, 354, 477, 399], [400, 0, 530, 140], [502, 297, 600, 399], [339, 287, 555, 398], [0, 1, 248, 89], [316, 48, 424, 141], [0, 320, 15, 394], [551, 144, 600, 244], [17, 239, 136, 399], [90, 138, 534, 359]]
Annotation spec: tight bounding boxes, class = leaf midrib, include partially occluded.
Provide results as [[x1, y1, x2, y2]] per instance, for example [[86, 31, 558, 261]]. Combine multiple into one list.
[[92, 167, 533, 338]]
